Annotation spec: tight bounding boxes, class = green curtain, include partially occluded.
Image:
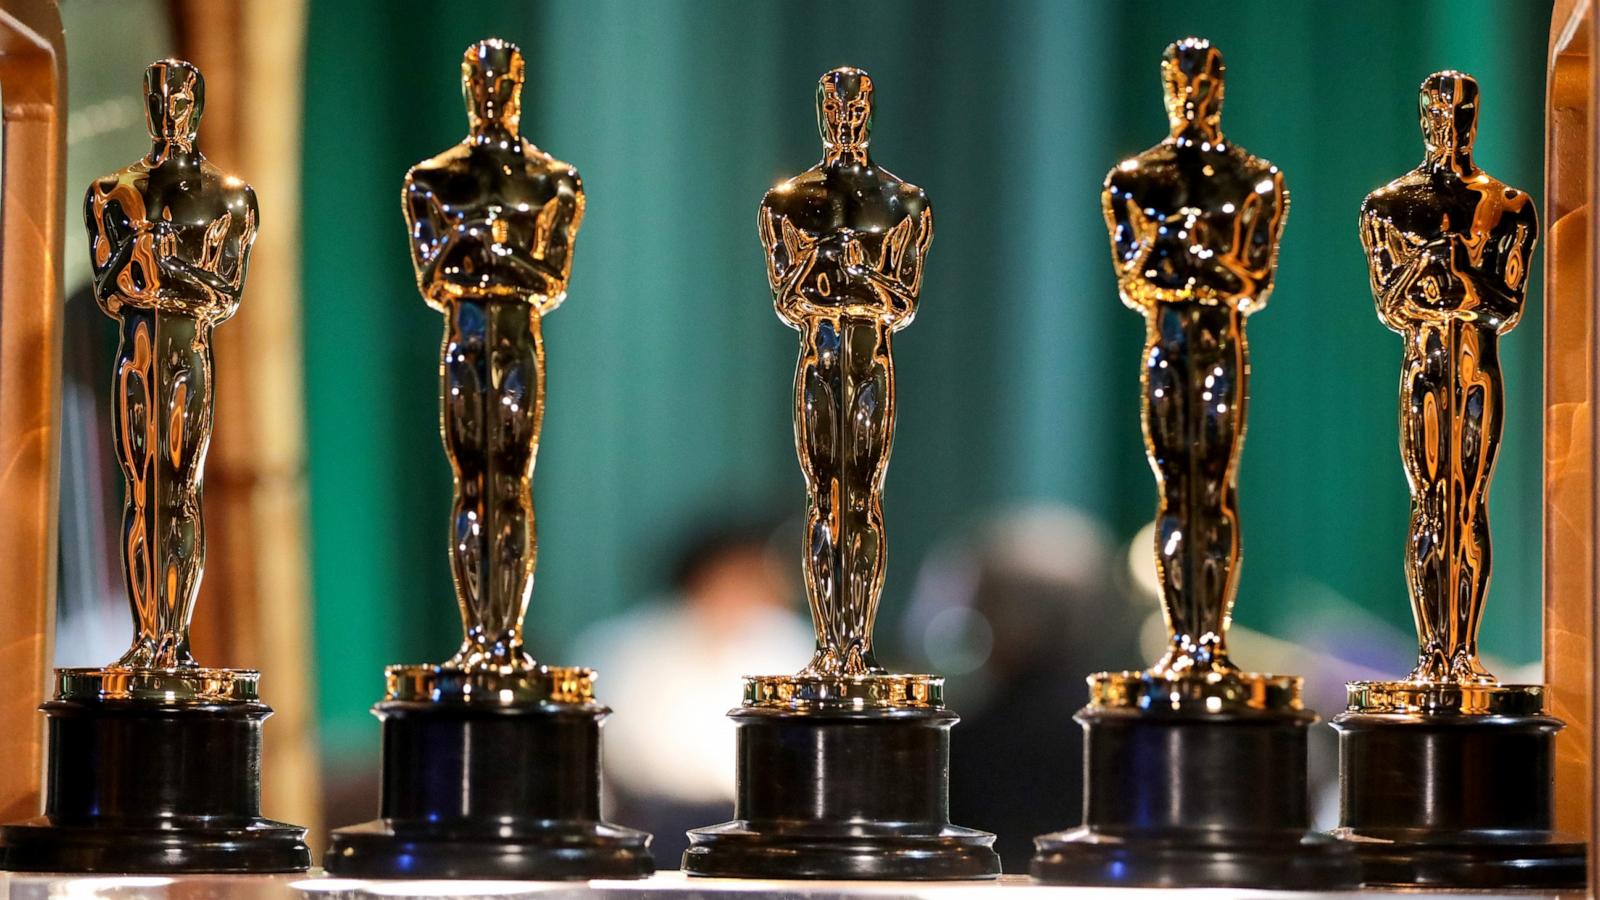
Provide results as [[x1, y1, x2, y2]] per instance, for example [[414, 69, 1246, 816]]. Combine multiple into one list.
[[302, 0, 1553, 759]]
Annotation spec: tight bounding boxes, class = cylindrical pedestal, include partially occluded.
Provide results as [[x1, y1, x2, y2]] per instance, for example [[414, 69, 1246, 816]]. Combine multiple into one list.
[[1032, 705, 1357, 888], [0, 697, 310, 873], [325, 698, 652, 879], [1332, 710, 1585, 888], [684, 706, 1000, 880]]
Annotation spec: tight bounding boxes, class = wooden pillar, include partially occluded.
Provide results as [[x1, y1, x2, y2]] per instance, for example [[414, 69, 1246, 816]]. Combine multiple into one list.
[[1545, 0, 1597, 882], [0, 0, 65, 824]]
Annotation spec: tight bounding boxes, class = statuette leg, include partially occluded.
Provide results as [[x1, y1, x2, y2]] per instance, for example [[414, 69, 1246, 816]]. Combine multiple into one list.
[[443, 299, 541, 671], [797, 316, 891, 677]]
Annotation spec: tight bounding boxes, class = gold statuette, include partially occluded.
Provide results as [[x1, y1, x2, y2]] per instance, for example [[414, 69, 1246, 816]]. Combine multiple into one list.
[[751, 66, 934, 708], [0, 57, 308, 876], [73, 59, 258, 701], [323, 39, 650, 880], [1097, 38, 1291, 710], [1351, 71, 1539, 715], [1324, 74, 1581, 891], [683, 68, 996, 880], [396, 38, 590, 704]]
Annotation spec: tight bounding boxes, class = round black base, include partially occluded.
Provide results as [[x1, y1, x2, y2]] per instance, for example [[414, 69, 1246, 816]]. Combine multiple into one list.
[[327, 819, 652, 881], [1033, 826, 1354, 889], [324, 699, 652, 880], [1332, 711, 1586, 889], [1032, 705, 1358, 890], [1, 818, 309, 874], [684, 707, 999, 880], [0, 698, 310, 873]]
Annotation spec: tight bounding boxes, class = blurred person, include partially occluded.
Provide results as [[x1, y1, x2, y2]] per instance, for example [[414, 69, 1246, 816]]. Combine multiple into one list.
[[903, 505, 1143, 871], [570, 517, 812, 869]]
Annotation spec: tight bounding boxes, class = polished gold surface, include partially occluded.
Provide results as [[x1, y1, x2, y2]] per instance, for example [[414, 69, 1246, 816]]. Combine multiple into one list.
[[0, 0, 66, 822], [1097, 38, 1288, 701], [750, 67, 937, 710], [1356, 71, 1540, 705], [758, 67, 932, 684], [743, 673, 942, 711], [399, 39, 584, 687], [1091, 669, 1301, 715], [1344, 679, 1545, 717], [54, 666, 259, 703], [83, 59, 257, 676], [384, 663, 596, 706]]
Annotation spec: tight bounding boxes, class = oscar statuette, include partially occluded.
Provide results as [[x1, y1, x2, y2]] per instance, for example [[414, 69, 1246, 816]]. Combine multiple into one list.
[[322, 39, 652, 879], [682, 67, 1000, 880], [0, 60, 310, 873], [1331, 70, 1585, 889], [1029, 38, 1356, 889]]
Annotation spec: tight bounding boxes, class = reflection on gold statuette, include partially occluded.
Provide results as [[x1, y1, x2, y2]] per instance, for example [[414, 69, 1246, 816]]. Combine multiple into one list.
[[75, 59, 258, 700], [396, 38, 590, 703], [1351, 71, 1539, 715], [1097, 38, 1290, 710], [754, 67, 934, 707]]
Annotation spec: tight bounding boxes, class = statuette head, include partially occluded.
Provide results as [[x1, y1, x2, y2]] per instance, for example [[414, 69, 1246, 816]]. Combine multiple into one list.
[[816, 67, 873, 159], [1161, 37, 1224, 137], [1419, 70, 1478, 167], [462, 38, 524, 136], [144, 59, 203, 147]]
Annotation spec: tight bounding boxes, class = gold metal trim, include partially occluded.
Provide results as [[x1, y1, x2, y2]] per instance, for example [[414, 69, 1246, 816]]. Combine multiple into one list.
[[384, 663, 596, 706], [54, 666, 259, 703], [1345, 680, 1547, 716], [742, 673, 943, 711], [1089, 669, 1302, 714]]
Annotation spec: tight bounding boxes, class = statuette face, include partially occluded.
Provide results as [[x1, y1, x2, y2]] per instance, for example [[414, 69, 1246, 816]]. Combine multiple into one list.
[[757, 67, 933, 682], [1359, 71, 1538, 685], [84, 59, 258, 672], [402, 39, 585, 678], [1103, 38, 1288, 680]]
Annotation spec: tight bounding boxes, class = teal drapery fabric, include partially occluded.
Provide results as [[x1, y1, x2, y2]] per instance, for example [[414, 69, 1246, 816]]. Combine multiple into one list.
[[302, 0, 1551, 757]]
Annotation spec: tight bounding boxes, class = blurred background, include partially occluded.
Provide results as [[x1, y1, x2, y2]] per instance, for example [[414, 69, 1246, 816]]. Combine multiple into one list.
[[49, 0, 1551, 871]]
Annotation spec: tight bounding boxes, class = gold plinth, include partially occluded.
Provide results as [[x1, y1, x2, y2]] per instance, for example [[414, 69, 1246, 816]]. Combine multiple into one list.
[[54, 667, 260, 703], [1089, 669, 1302, 714], [383, 663, 597, 706], [1345, 680, 1548, 716], [742, 673, 943, 711]]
